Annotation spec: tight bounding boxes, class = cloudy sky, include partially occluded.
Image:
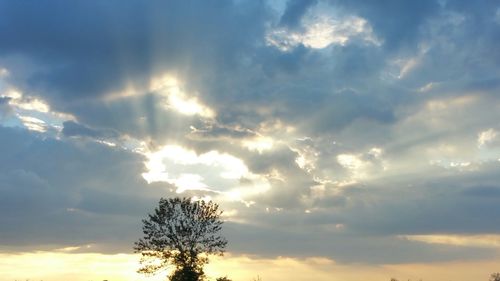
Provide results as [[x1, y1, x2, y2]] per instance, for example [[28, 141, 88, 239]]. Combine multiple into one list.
[[0, 0, 500, 280]]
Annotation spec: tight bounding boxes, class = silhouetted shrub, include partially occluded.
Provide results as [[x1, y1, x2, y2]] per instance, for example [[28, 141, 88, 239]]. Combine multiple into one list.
[[490, 272, 500, 281]]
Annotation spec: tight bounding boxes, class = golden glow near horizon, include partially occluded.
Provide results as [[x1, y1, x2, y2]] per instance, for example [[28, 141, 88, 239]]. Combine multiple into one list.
[[0, 251, 498, 281]]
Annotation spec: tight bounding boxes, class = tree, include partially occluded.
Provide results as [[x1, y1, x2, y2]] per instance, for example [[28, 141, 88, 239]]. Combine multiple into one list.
[[491, 273, 500, 281], [134, 197, 227, 281]]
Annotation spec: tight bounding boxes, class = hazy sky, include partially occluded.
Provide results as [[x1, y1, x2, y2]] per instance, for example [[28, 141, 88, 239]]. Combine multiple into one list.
[[0, 0, 499, 280]]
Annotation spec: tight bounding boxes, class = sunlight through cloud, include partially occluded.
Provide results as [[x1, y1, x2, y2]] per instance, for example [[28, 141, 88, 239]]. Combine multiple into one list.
[[478, 128, 498, 147], [0, 79, 75, 134], [18, 115, 47, 132], [141, 145, 270, 199], [401, 234, 500, 248], [150, 74, 215, 118], [242, 136, 274, 153], [267, 5, 381, 51]]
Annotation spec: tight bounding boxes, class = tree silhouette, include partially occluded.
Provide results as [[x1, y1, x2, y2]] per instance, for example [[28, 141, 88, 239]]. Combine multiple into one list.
[[491, 273, 500, 281], [134, 197, 227, 281]]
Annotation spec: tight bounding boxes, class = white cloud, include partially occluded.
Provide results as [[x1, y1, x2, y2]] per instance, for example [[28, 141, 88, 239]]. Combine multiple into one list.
[[173, 174, 210, 193], [287, 137, 319, 173], [11, 97, 50, 113], [150, 74, 215, 118], [337, 154, 364, 170], [242, 136, 274, 153], [397, 57, 419, 79], [18, 115, 47, 132], [418, 82, 438, 93], [267, 10, 380, 51], [142, 144, 270, 200], [368, 147, 383, 158], [385, 55, 422, 80], [0, 81, 74, 133], [334, 147, 386, 181], [2, 89, 50, 113], [478, 128, 498, 147], [383, 43, 430, 80], [0, 67, 9, 77]]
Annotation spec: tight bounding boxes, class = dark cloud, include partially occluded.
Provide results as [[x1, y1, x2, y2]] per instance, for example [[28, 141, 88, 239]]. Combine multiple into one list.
[[339, 162, 500, 236], [329, 0, 440, 49], [223, 221, 496, 264], [64, 93, 204, 144], [0, 97, 12, 119], [0, 0, 269, 107], [218, 160, 500, 263], [279, 0, 319, 29], [463, 186, 500, 198], [0, 96, 11, 105], [62, 120, 119, 139], [0, 126, 171, 250]]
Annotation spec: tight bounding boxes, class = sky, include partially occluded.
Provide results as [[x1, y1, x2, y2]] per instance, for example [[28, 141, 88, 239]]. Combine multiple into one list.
[[0, 0, 500, 280]]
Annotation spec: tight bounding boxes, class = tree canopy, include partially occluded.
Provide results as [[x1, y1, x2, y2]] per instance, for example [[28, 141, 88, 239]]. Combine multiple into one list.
[[491, 273, 500, 281], [134, 197, 227, 281]]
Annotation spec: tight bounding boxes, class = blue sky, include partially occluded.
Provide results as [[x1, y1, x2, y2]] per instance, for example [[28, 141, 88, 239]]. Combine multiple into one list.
[[1, 0, 500, 280]]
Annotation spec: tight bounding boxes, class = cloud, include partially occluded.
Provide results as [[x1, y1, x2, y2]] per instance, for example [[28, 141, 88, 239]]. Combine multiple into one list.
[[279, 0, 319, 29], [0, 0, 500, 268], [0, 126, 170, 250], [269, 2, 381, 51], [477, 128, 499, 147], [401, 234, 500, 248], [0, 96, 13, 119], [328, 0, 440, 49], [62, 120, 119, 139], [0, 0, 269, 107], [223, 221, 496, 264]]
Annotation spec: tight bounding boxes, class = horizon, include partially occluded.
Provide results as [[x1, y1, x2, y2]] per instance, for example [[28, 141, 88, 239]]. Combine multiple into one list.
[[1, 0, 500, 280]]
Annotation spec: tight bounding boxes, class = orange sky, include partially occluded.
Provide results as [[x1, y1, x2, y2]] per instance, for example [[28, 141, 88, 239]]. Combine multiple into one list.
[[0, 251, 498, 281]]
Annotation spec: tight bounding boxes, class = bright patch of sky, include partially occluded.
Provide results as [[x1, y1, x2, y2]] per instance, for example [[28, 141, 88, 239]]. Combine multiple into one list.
[[150, 74, 215, 118], [401, 234, 500, 248], [0, 70, 74, 133], [142, 144, 270, 202], [242, 135, 275, 153], [478, 128, 498, 147], [383, 44, 431, 81], [336, 147, 385, 180], [267, 3, 381, 51], [0, 67, 8, 77]]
